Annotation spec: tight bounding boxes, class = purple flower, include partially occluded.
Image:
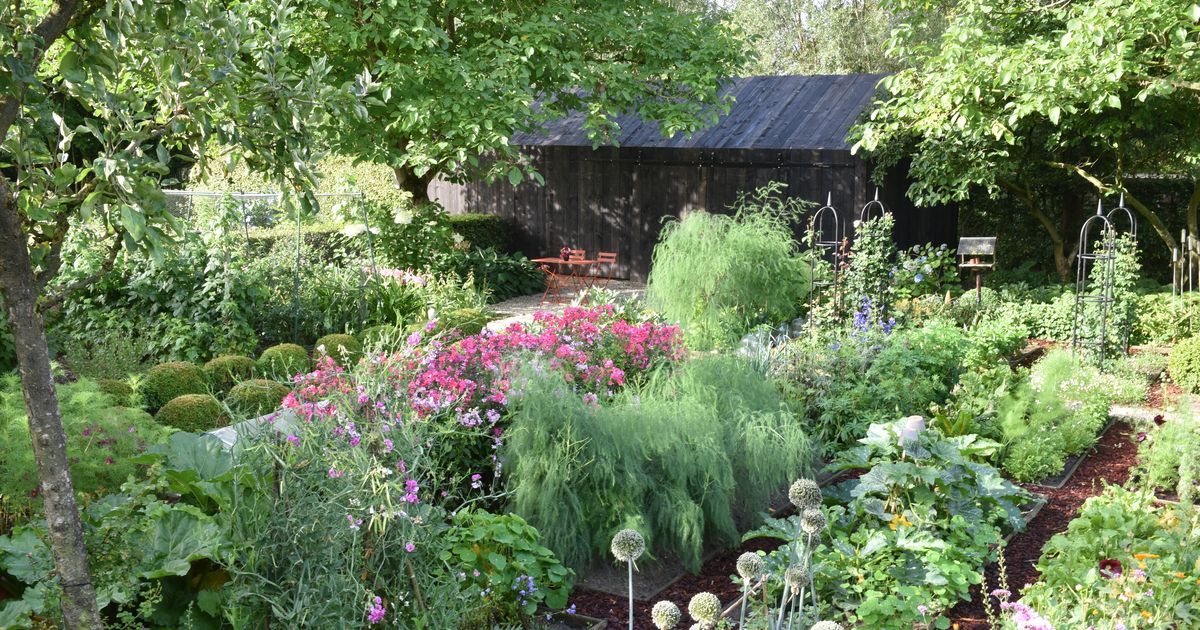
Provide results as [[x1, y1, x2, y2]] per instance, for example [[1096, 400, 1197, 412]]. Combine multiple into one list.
[[990, 588, 1011, 600], [127, 426, 136, 433], [286, 434, 300, 446], [347, 515, 363, 530], [383, 438, 394, 452], [1137, 431, 1148, 442], [405, 541, 415, 553], [328, 467, 344, 479], [471, 473, 483, 489], [367, 596, 386, 624], [914, 272, 924, 283], [918, 605, 929, 615]]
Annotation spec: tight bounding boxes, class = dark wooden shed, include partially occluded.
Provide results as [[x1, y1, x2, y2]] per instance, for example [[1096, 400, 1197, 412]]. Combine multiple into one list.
[[430, 74, 956, 281]]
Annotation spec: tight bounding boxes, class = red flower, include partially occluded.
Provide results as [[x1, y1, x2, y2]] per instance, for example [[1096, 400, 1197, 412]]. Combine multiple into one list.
[[1153, 414, 1166, 427], [1099, 558, 1122, 577], [1137, 432, 1148, 442]]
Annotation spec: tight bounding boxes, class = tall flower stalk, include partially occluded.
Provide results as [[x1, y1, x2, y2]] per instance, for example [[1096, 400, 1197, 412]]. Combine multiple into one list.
[[611, 529, 646, 630]]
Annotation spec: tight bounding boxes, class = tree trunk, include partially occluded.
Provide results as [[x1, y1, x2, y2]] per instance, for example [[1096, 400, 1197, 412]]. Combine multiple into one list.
[[392, 164, 436, 208], [0, 195, 101, 629], [1001, 179, 1071, 280]]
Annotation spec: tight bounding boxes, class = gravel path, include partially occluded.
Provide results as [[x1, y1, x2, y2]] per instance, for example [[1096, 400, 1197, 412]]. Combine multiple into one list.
[[487, 281, 645, 331]]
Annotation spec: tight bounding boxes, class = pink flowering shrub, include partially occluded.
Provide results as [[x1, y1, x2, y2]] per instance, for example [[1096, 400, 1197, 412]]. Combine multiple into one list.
[[279, 305, 685, 497]]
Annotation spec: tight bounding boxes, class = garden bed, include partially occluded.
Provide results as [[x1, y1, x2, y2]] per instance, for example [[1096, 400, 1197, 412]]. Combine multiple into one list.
[[1031, 418, 1117, 489], [947, 421, 1139, 629]]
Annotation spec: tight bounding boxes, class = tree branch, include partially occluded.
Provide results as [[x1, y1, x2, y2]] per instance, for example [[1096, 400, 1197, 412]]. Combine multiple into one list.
[[0, 0, 79, 140], [39, 231, 122, 311]]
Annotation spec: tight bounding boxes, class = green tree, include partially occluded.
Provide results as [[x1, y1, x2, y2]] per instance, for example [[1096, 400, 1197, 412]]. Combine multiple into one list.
[[289, 0, 751, 205], [729, 0, 909, 75], [854, 0, 1200, 277], [0, 2, 360, 626]]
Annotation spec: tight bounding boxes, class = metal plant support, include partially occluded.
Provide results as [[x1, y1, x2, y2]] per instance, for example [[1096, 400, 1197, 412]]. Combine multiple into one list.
[[1105, 194, 1137, 354], [808, 192, 843, 312], [163, 190, 378, 344], [1071, 201, 1117, 370], [858, 187, 887, 223]]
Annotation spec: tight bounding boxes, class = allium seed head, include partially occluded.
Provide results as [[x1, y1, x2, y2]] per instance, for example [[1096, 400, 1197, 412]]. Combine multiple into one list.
[[736, 552, 764, 580], [785, 564, 810, 592], [610, 529, 645, 563], [810, 622, 844, 630], [687, 592, 721, 623], [788, 478, 822, 511], [800, 508, 827, 535], [651, 600, 681, 629]]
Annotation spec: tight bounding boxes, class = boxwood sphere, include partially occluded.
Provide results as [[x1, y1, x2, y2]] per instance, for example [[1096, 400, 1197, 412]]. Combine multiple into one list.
[[154, 394, 230, 432], [94, 378, 134, 407], [256, 343, 310, 377], [139, 361, 208, 413], [203, 355, 256, 393], [225, 379, 291, 417], [313, 333, 362, 365]]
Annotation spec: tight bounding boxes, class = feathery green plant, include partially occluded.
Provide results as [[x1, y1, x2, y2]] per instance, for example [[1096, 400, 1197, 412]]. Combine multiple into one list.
[[646, 182, 812, 350], [504, 355, 813, 572]]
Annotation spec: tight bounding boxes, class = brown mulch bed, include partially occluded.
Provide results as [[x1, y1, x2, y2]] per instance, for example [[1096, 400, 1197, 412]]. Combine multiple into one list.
[[573, 422, 1140, 629]]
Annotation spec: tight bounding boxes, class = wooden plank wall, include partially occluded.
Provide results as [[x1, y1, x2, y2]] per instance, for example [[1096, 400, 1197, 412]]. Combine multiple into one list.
[[429, 147, 956, 282]]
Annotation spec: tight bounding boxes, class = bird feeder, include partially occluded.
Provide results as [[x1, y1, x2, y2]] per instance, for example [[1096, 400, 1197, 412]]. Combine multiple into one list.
[[957, 237, 997, 305]]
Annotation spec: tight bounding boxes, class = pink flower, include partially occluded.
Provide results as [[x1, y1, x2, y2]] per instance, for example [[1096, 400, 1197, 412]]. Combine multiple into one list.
[[367, 596, 386, 624], [286, 435, 300, 446], [405, 542, 415, 553]]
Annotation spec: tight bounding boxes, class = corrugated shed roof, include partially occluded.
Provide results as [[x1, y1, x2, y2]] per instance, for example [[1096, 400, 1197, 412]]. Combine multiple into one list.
[[511, 74, 887, 151]]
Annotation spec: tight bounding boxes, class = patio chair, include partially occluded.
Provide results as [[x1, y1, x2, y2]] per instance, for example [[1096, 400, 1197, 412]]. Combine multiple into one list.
[[589, 251, 618, 289], [540, 264, 568, 304], [568, 249, 587, 261]]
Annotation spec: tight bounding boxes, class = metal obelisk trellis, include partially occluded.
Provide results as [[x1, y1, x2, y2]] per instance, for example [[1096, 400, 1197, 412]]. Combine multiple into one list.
[[1072, 200, 1117, 370], [1105, 194, 1137, 354], [808, 192, 843, 312], [859, 187, 887, 223]]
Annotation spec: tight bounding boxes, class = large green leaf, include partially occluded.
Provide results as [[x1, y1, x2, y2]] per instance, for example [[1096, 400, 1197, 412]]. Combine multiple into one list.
[[138, 505, 224, 579]]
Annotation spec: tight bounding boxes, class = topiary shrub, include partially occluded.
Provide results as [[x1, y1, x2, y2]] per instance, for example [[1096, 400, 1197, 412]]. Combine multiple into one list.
[[204, 355, 256, 393], [226, 379, 291, 417], [256, 343, 310, 378], [154, 394, 230, 432], [313, 334, 362, 365], [1168, 335, 1200, 393], [94, 378, 134, 407], [138, 361, 208, 413], [447, 213, 514, 252]]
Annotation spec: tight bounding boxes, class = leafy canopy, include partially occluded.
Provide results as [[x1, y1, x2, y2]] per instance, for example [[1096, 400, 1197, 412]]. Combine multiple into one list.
[[288, 0, 751, 192], [854, 0, 1200, 242]]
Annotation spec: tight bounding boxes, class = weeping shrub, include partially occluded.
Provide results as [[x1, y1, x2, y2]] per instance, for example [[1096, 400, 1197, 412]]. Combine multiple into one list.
[[645, 183, 811, 350], [504, 354, 813, 572]]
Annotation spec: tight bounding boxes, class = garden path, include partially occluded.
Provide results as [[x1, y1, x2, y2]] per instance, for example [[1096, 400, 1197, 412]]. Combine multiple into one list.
[[486, 280, 645, 331]]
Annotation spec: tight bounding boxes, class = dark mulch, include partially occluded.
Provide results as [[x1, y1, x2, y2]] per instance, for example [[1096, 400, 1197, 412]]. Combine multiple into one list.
[[573, 423, 1140, 629], [947, 422, 1138, 629], [1144, 381, 1183, 409]]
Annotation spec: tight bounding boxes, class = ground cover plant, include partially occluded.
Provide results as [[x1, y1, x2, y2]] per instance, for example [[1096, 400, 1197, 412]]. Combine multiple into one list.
[[0, 377, 172, 533]]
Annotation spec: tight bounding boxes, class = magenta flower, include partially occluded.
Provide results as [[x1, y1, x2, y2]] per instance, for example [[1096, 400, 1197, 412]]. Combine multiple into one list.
[[286, 435, 300, 446], [367, 596, 386, 624], [405, 541, 415, 553]]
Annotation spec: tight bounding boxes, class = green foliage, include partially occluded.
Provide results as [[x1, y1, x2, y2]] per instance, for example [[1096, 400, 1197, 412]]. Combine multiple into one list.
[[447, 214, 515, 252], [1134, 292, 1200, 345], [361, 324, 407, 352], [295, 0, 750, 199], [202, 355, 257, 394], [1168, 335, 1200, 393], [425, 308, 496, 337], [506, 355, 813, 572], [138, 362, 209, 414], [762, 419, 1029, 627], [439, 509, 574, 623], [371, 202, 461, 271], [775, 321, 968, 454], [729, 0, 910, 75], [154, 394, 230, 433], [646, 183, 813, 350], [93, 379, 135, 407], [0, 304, 13, 373], [0, 376, 171, 526], [842, 214, 897, 313], [314, 333, 363, 366], [446, 248, 544, 303], [1135, 412, 1200, 501], [1022, 485, 1200, 627], [256, 344, 311, 379], [57, 331, 155, 381], [224, 380, 290, 418], [962, 314, 1029, 370]]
